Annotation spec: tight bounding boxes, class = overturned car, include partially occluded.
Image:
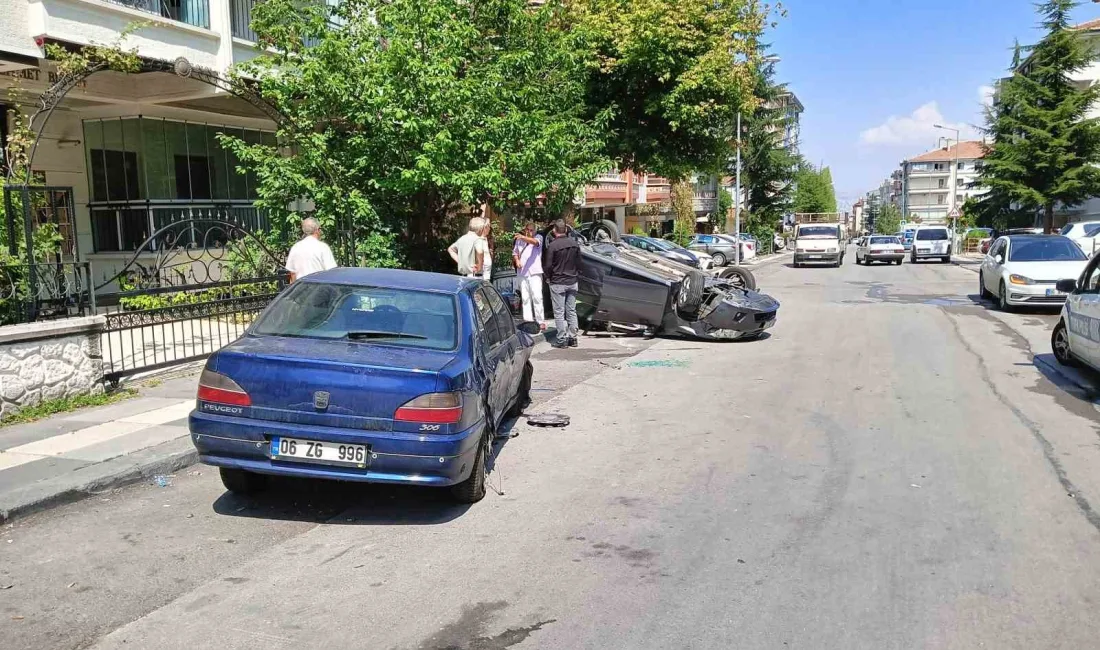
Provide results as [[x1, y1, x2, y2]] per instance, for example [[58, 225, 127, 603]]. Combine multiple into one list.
[[499, 232, 780, 341]]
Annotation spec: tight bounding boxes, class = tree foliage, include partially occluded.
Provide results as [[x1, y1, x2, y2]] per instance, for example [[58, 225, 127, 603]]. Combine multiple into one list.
[[566, 0, 766, 179], [669, 180, 697, 246], [225, 0, 612, 268], [874, 203, 902, 235], [792, 162, 837, 214], [974, 0, 1100, 232], [740, 53, 798, 233]]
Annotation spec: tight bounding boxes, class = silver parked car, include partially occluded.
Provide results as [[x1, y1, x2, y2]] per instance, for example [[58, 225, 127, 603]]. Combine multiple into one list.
[[689, 234, 747, 267]]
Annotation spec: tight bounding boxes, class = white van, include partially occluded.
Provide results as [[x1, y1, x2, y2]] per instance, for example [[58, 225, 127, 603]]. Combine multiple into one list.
[[910, 225, 952, 264], [793, 223, 844, 268]]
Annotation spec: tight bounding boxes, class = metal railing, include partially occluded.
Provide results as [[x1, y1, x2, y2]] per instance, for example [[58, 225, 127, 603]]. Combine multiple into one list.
[[90, 202, 270, 253], [0, 262, 95, 325], [230, 0, 260, 41], [102, 0, 210, 29]]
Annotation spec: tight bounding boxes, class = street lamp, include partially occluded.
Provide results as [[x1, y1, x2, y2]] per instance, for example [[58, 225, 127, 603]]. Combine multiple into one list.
[[933, 123, 961, 251]]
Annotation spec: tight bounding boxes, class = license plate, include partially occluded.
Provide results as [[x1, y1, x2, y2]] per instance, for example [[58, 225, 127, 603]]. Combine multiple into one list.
[[270, 436, 369, 468], [1046, 288, 1065, 297], [807, 254, 821, 259]]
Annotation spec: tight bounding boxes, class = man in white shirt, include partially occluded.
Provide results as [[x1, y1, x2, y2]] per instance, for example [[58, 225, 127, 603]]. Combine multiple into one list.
[[448, 217, 489, 277], [285, 217, 338, 282]]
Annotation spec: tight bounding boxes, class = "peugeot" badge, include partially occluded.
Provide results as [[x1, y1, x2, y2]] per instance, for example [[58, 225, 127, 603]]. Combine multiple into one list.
[[313, 391, 330, 410]]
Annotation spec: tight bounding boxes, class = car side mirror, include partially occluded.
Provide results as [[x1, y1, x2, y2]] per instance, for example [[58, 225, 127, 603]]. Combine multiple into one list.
[[517, 321, 542, 335], [995, 254, 1005, 265], [1056, 278, 1078, 294]]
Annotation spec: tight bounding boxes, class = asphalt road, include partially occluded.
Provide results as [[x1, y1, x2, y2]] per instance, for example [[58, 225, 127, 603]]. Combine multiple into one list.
[[4, 252, 1100, 650]]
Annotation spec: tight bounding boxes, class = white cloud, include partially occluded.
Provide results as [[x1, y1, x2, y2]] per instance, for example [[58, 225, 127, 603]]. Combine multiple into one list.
[[858, 101, 978, 147], [979, 85, 996, 109]]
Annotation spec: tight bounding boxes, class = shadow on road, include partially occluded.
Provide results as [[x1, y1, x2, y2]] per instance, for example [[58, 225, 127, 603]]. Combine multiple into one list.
[[1032, 353, 1100, 406], [211, 418, 523, 526]]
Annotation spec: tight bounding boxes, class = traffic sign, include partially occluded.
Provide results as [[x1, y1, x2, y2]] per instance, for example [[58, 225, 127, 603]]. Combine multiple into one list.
[[948, 208, 961, 218]]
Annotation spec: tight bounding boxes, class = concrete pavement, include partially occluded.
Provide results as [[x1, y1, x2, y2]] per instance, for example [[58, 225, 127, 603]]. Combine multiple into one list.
[[4, 254, 1100, 649]]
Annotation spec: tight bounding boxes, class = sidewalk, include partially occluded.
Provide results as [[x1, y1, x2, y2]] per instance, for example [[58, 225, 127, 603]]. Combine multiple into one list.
[[951, 253, 984, 273], [0, 370, 201, 521]]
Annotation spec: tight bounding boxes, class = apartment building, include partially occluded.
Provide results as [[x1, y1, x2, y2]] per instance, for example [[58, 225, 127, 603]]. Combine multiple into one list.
[[899, 140, 987, 223], [0, 0, 279, 283]]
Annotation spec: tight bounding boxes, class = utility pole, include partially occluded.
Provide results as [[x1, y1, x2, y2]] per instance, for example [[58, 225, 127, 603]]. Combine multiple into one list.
[[734, 111, 742, 266]]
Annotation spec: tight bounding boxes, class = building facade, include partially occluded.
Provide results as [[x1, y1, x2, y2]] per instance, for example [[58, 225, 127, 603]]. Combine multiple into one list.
[[899, 141, 987, 223], [0, 0, 280, 286]]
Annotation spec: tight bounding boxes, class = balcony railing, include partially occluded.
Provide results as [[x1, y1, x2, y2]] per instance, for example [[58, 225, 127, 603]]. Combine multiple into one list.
[[90, 201, 270, 253], [102, 0, 210, 29]]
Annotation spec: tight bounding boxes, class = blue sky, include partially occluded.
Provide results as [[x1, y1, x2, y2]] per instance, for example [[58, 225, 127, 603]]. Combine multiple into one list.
[[769, 0, 1099, 209]]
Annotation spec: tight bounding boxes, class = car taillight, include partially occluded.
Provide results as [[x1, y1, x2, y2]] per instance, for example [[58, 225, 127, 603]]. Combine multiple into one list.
[[395, 392, 463, 424], [196, 368, 251, 406]]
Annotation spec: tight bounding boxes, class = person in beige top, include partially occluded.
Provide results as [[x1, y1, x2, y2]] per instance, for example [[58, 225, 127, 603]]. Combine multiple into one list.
[[448, 217, 490, 278]]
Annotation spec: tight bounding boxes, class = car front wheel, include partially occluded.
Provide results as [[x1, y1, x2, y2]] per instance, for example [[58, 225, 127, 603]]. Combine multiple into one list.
[[979, 272, 992, 300], [712, 252, 727, 266], [1052, 321, 1077, 367], [998, 280, 1013, 312]]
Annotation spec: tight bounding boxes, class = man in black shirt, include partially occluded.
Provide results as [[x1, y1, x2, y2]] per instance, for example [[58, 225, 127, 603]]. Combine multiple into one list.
[[544, 219, 581, 348]]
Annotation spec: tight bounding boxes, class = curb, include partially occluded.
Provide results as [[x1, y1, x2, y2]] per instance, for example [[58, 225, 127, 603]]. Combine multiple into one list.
[[0, 437, 198, 522], [741, 251, 792, 271], [951, 257, 982, 274]]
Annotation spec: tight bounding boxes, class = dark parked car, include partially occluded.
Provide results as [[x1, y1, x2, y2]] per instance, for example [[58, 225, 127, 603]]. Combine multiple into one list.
[[500, 228, 779, 340], [189, 268, 539, 504], [621, 235, 705, 268]]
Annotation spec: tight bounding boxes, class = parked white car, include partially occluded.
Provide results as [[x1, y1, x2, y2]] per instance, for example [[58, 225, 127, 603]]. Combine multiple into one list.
[[1059, 221, 1100, 257], [979, 234, 1089, 311], [910, 225, 953, 264], [1053, 252, 1100, 370], [855, 235, 905, 266]]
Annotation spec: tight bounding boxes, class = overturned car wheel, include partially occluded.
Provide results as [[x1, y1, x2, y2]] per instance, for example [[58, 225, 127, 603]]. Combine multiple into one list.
[[717, 266, 757, 291], [676, 269, 706, 316]]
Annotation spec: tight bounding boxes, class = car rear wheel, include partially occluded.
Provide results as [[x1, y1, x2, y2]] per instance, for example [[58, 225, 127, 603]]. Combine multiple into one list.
[[676, 269, 706, 315], [1052, 321, 1077, 367], [895, 259, 903, 265], [589, 219, 620, 243], [450, 432, 489, 503], [717, 266, 757, 291], [219, 467, 268, 495], [712, 252, 727, 267], [942, 256, 951, 264]]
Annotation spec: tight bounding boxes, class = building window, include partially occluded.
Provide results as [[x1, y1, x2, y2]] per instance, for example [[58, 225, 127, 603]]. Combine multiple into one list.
[[937, 195, 946, 205], [957, 162, 966, 170], [933, 163, 945, 171], [83, 117, 276, 252], [938, 178, 946, 189]]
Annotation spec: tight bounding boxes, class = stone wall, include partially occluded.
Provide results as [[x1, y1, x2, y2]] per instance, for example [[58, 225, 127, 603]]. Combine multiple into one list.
[[0, 316, 106, 417]]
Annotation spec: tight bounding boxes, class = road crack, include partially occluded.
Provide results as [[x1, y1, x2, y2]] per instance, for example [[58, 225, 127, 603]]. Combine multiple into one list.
[[941, 309, 1100, 536]]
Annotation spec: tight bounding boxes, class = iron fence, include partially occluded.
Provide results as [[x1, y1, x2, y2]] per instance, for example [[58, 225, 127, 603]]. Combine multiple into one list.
[[0, 262, 95, 324], [90, 202, 270, 253]]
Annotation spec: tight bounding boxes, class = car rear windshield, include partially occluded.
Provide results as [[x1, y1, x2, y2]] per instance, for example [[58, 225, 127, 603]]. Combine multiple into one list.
[[915, 229, 949, 241], [798, 226, 839, 238], [251, 282, 458, 350], [1008, 238, 1087, 262], [870, 237, 899, 245]]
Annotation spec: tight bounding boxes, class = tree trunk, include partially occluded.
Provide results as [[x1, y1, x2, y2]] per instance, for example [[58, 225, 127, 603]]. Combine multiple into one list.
[[1043, 203, 1055, 234]]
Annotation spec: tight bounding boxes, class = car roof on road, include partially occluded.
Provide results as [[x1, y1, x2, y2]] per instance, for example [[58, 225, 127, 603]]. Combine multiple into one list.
[[299, 267, 478, 294]]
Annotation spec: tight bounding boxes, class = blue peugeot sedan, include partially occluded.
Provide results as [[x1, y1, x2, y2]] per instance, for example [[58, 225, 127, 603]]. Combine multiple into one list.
[[189, 268, 539, 503]]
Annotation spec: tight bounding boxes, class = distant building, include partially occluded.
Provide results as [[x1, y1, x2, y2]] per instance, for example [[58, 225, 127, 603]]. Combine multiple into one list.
[[899, 141, 987, 223]]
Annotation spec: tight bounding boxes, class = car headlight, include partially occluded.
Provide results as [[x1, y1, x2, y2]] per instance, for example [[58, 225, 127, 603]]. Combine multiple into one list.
[[1009, 274, 1035, 285], [796, 247, 806, 253], [827, 248, 838, 253]]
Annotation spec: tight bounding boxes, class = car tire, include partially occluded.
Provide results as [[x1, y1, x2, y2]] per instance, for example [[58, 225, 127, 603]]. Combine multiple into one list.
[[712, 252, 727, 267], [219, 467, 268, 495], [450, 432, 489, 503], [590, 219, 620, 243], [895, 259, 903, 265], [979, 272, 992, 300], [910, 253, 917, 264], [505, 361, 533, 421], [717, 266, 757, 291], [998, 280, 1013, 312], [1052, 320, 1078, 367], [676, 269, 707, 315], [942, 256, 951, 264]]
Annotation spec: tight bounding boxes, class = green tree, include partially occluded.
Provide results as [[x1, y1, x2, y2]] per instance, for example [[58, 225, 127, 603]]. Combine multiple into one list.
[[974, 0, 1100, 233], [223, 0, 612, 269], [792, 162, 837, 214], [741, 53, 798, 234], [567, 0, 766, 179], [712, 188, 733, 232], [875, 204, 902, 234], [669, 180, 697, 246]]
